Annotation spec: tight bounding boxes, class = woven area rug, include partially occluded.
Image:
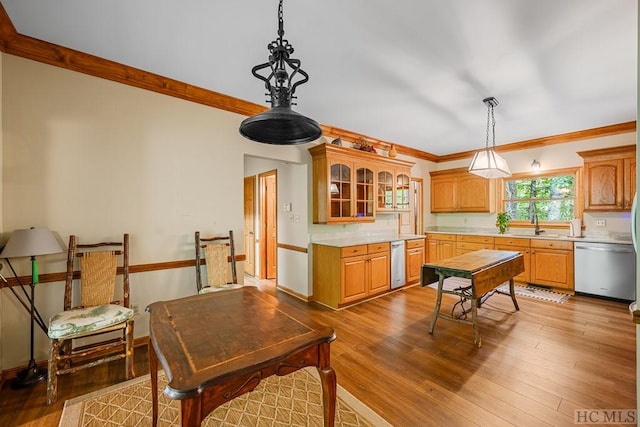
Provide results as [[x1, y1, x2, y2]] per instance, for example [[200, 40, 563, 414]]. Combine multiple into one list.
[[59, 367, 391, 427], [427, 278, 571, 303]]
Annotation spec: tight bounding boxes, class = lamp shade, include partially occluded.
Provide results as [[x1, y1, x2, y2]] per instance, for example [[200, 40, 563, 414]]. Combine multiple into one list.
[[239, 106, 322, 145], [0, 227, 64, 258], [468, 149, 512, 179]]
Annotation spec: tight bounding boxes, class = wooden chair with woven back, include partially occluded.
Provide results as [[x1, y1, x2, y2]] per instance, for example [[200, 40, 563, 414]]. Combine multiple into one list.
[[46, 234, 135, 405], [195, 230, 241, 293]]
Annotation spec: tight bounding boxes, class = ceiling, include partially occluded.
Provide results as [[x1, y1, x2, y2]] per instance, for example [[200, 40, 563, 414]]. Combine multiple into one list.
[[2, 0, 637, 156]]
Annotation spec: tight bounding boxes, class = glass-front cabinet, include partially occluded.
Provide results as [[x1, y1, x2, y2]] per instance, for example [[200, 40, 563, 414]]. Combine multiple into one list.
[[328, 161, 375, 222], [310, 143, 414, 224], [377, 168, 411, 212]]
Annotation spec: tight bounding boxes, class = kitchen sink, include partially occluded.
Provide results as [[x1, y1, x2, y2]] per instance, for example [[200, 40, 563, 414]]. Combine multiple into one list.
[[506, 233, 561, 238]]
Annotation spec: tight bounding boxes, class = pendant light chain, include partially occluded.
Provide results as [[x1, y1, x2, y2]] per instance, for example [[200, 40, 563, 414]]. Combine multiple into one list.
[[485, 104, 491, 149], [490, 103, 496, 149]]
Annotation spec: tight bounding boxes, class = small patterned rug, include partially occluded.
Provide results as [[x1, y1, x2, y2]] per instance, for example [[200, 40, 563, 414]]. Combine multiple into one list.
[[427, 278, 571, 304], [59, 367, 390, 427]]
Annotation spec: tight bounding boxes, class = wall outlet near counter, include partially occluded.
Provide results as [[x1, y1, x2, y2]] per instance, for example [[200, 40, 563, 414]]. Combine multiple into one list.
[[595, 219, 606, 227]]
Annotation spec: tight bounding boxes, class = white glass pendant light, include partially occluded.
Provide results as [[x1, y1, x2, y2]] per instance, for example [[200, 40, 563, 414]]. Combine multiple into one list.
[[468, 97, 511, 178]]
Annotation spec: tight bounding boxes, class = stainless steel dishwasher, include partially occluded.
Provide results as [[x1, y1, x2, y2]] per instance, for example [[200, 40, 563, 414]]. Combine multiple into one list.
[[390, 240, 406, 289], [574, 241, 636, 301]]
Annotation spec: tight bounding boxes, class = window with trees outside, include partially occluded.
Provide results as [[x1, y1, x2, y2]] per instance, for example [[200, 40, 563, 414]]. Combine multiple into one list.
[[500, 167, 582, 227]]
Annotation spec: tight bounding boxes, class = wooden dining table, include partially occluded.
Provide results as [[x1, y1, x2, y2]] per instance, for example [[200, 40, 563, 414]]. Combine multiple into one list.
[[146, 286, 337, 426], [421, 249, 524, 347]]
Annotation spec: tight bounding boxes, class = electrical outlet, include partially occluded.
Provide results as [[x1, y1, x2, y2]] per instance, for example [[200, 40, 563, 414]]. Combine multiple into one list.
[[131, 303, 140, 315], [595, 219, 606, 227]]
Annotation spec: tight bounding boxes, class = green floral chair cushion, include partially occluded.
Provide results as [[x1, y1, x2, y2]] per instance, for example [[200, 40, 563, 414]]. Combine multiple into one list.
[[48, 304, 134, 339]]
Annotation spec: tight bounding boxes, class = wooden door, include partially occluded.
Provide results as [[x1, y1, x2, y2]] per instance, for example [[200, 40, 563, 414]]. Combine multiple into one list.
[[426, 239, 439, 263], [406, 246, 424, 284], [341, 255, 368, 303], [409, 178, 423, 235], [530, 249, 573, 289], [243, 176, 256, 276], [329, 160, 353, 222], [440, 241, 456, 260], [355, 165, 375, 220], [431, 176, 456, 212], [377, 169, 395, 211], [368, 252, 390, 294], [584, 159, 624, 210], [259, 170, 277, 279], [624, 156, 636, 209], [395, 171, 411, 211], [457, 175, 490, 212]]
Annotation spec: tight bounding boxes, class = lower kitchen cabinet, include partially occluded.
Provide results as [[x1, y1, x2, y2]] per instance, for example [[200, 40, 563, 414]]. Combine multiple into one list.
[[426, 233, 456, 263], [455, 234, 494, 256], [494, 236, 531, 283], [313, 242, 390, 309], [405, 238, 425, 284], [530, 239, 574, 290]]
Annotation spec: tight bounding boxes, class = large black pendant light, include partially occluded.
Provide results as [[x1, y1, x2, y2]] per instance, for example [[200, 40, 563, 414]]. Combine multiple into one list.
[[239, 0, 322, 145]]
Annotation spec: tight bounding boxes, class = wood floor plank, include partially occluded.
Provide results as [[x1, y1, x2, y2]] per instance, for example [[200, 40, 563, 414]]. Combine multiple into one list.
[[0, 278, 635, 427]]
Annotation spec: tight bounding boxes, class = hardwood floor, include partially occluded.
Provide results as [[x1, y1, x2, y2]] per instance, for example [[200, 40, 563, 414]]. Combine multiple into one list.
[[0, 278, 635, 426]]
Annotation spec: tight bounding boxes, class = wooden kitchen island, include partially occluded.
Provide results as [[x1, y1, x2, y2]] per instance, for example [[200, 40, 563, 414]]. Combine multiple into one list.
[[421, 249, 524, 347]]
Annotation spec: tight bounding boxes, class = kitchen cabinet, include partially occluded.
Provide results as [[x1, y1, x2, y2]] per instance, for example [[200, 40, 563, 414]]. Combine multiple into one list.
[[426, 233, 456, 263], [309, 143, 414, 223], [377, 166, 412, 212], [578, 144, 636, 211], [405, 238, 425, 284], [430, 168, 493, 213], [530, 239, 574, 290], [312, 242, 390, 309], [455, 235, 494, 256], [494, 236, 531, 283]]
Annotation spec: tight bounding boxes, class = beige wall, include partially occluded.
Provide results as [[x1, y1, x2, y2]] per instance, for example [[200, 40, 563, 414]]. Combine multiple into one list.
[[0, 54, 313, 370]]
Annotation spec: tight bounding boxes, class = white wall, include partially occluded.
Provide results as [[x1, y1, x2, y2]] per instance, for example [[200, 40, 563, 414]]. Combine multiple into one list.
[[0, 54, 313, 370], [244, 155, 311, 296]]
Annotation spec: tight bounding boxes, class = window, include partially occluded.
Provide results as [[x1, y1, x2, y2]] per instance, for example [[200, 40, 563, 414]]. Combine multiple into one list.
[[500, 167, 582, 227]]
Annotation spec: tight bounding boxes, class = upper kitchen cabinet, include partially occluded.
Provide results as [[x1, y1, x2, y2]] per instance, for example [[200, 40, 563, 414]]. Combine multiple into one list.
[[310, 143, 414, 224], [578, 145, 636, 211], [377, 166, 412, 212], [430, 168, 494, 213]]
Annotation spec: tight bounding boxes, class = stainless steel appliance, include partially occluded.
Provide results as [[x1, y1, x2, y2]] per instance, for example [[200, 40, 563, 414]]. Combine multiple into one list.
[[574, 241, 636, 301], [390, 240, 406, 289]]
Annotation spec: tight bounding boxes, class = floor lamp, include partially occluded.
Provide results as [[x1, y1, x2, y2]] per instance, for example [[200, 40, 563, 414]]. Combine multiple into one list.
[[1, 227, 64, 388]]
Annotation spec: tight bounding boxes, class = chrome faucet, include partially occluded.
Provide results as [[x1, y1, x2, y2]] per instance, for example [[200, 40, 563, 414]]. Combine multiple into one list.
[[531, 214, 544, 235]]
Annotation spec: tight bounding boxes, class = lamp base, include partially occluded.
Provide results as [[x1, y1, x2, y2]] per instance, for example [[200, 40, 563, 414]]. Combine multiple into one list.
[[12, 359, 46, 388]]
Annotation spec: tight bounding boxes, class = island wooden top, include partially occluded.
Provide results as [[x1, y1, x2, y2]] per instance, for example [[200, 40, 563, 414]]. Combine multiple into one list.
[[422, 249, 524, 296], [147, 286, 336, 400]]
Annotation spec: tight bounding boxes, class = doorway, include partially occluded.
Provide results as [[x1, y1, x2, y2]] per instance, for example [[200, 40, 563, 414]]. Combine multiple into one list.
[[411, 178, 424, 235], [243, 175, 256, 276], [398, 177, 423, 235], [259, 170, 277, 279]]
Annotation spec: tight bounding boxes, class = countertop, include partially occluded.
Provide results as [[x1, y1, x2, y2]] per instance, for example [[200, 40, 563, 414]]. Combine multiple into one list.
[[311, 233, 425, 248], [424, 226, 633, 245], [310, 228, 633, 247]]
